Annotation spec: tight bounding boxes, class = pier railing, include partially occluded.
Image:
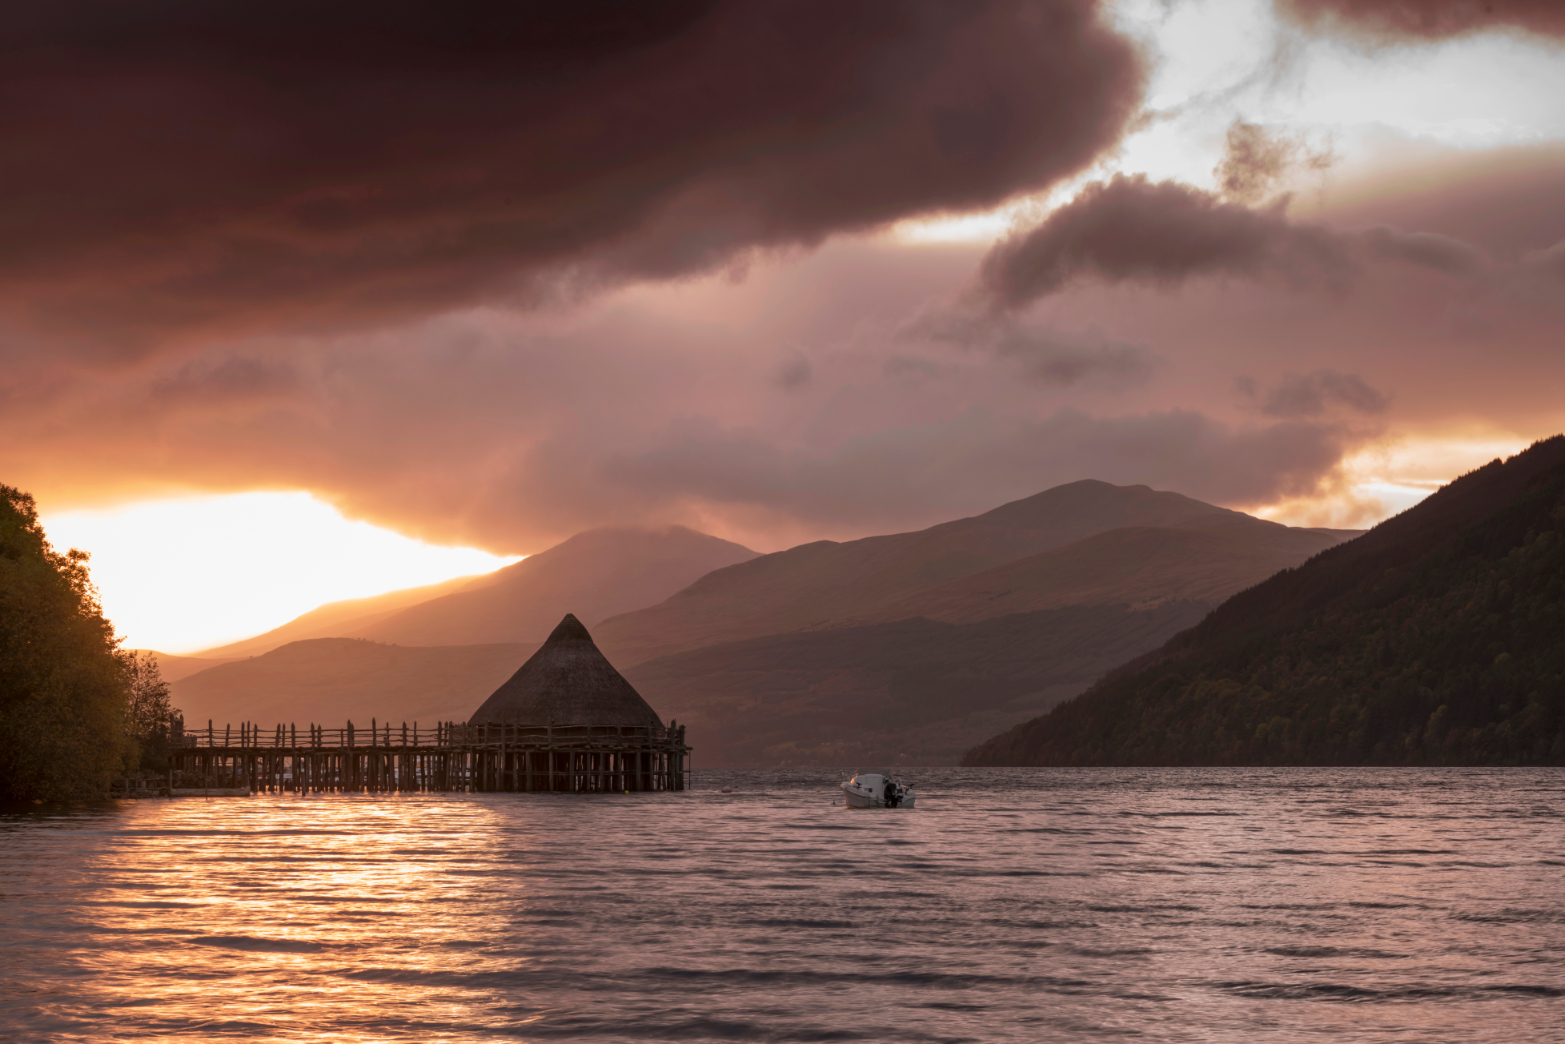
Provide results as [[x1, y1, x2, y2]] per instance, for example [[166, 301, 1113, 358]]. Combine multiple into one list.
[[173, 720, 682, 751], [158, 718, 689, 795]]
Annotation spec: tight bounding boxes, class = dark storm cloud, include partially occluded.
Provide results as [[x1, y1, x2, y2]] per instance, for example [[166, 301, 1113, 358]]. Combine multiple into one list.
[[978, 175, 1498, 309], [1275, 0, 1565, 42], [16, 145, 1565, 552], [977, 175, 1354, 308], [0, 0, 1143, 354], [1256, 370, 1390, 418]]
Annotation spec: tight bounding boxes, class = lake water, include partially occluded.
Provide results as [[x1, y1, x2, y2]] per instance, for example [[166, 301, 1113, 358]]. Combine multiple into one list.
[[1, 768, 1562, 1042]]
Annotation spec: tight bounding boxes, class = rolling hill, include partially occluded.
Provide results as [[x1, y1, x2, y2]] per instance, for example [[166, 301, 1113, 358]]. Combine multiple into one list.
[[599, 484, 1356, 765], [171, 639, 538, 729], [196, 525, 757, 658], [845, 517, 1348, 627], [196, 573, 488, 658], [624, 602, 1213, 766], [131, 650, 240, 683], [349, 526, 756, 647], [593, 480, 1323, 665], [172, 482, 1359, 767], [963, 436, 1565, 767]]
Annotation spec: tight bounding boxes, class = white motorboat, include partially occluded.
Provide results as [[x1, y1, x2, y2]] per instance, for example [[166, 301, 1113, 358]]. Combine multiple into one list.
[[842, 772, 915, 808]]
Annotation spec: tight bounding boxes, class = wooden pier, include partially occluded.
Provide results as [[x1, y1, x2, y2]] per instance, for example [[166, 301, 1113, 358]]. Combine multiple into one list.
[[161, 719, 689, 795]]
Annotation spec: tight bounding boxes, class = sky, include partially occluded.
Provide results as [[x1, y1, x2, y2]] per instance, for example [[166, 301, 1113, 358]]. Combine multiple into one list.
[[6, 0, 1564, 652], [42, 493, 519, 653]]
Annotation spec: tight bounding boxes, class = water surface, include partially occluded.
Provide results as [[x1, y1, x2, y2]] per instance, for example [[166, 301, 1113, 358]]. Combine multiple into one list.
[[2, 768, 1562, 1042]]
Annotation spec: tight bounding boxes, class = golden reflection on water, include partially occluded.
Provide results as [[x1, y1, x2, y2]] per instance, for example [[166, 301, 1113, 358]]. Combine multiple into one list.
[[2, 771, 1564, 1043], [65, 796, 533, 1041]]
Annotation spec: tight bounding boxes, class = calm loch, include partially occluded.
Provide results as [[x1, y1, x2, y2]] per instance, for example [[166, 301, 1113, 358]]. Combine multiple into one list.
[[2, 768, 1562, 1042]]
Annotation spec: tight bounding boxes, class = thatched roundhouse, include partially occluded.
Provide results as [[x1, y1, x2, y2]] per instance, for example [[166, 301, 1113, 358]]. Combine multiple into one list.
[[462, 613, 686, 792], [158, 615, 685, 796], [470, 613, 663, 728]]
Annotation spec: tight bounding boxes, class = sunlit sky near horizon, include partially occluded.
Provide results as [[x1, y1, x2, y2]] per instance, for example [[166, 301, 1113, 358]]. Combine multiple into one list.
[[41, 494, 519, 654], [9, 0, 1565, 653]]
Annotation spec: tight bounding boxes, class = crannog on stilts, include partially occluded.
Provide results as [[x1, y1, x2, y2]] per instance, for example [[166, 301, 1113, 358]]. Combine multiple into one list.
[[154, 614, 689, 795]]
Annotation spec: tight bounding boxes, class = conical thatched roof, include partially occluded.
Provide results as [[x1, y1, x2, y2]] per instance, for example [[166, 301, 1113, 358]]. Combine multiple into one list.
[[468, 613, 664, 728]]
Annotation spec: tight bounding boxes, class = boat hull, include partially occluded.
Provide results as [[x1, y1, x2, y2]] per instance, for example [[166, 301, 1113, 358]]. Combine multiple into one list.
[[841, 775, 916, 808]]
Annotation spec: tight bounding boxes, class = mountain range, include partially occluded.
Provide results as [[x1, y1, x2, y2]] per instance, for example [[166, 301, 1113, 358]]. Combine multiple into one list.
[[169, 481, 1357, 765], [964, 436, 1565, 767], [196, 526, 756, 656], [593, 481, 1346, 663], [196, 573, 487, 658]]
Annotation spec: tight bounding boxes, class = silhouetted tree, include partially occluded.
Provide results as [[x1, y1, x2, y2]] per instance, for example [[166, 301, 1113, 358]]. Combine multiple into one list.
[[0, 485, 133, 800], [121, 650, 179, 773]]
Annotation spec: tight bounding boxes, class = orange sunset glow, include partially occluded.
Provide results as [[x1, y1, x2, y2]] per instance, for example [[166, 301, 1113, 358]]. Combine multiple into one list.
[[40, 493, 519, 653], [6, 0, 1562, 583]]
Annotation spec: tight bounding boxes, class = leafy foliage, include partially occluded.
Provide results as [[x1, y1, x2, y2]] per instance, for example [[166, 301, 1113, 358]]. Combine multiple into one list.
[[965, 436, 1565, 766], [123, 650, 180, 773], [0, 485, 174, 800]]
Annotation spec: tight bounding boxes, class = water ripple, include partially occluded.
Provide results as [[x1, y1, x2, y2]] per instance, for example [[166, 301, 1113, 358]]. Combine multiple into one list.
[[1, 767, 1562, 1042]]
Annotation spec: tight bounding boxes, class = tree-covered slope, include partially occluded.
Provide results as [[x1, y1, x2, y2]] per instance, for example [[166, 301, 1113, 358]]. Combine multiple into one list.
[[964, 436, 1565, 767]]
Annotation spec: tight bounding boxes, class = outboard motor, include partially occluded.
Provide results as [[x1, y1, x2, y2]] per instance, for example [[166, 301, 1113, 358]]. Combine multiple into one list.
[[885, 781, 901, 808]]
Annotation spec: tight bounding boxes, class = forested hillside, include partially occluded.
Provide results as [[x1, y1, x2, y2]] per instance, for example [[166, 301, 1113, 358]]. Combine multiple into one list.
[[965, 436, 1565, 767]]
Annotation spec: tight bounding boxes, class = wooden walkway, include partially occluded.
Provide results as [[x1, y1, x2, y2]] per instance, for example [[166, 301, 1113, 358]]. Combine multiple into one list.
[[164, 720, 689, 794]]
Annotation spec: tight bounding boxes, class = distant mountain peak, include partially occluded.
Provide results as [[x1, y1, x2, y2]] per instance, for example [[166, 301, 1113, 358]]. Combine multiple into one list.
[[974, 478, 1230, 530], [592, 477, 1340, 667]]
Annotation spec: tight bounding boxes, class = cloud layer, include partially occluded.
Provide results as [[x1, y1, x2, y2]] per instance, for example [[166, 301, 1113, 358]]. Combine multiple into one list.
[[977, 175, 1354, 307], [4, 8, 1565, 555], [1247, 370, 1390, 418], [974, 165, 1543, 309], [1276, 0, 1565, 42], [8, 141, 1565, 551], [1, 0, 1142, 355]]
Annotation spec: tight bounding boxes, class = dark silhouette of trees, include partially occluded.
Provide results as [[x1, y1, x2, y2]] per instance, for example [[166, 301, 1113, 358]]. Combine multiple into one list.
[[0, 484, 175, 801], [122, 650, 179, 773]]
